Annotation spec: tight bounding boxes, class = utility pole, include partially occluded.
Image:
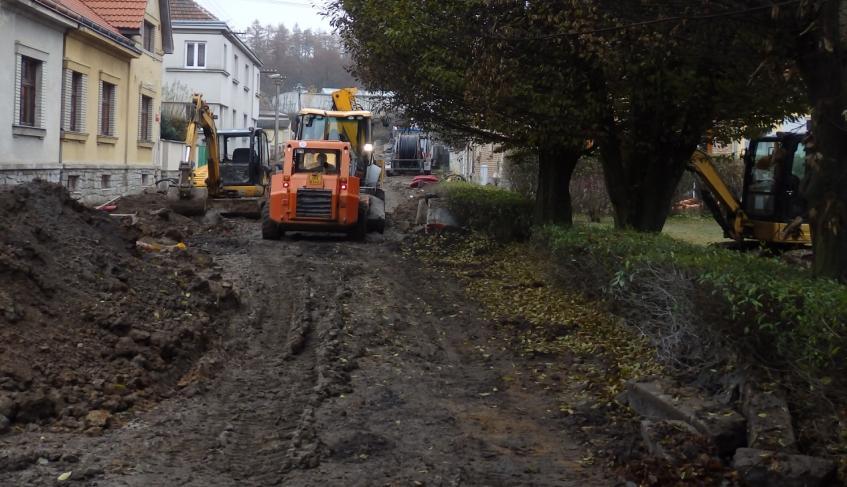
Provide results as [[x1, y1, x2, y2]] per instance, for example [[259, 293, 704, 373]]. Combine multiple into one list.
[[295, 83, 304, 113], [268, 73, 286, 158]]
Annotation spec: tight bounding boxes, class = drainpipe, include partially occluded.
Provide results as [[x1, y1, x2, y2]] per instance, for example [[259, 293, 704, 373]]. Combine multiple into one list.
[[59, 25, 69, 185], [124, 56, 132, 195]]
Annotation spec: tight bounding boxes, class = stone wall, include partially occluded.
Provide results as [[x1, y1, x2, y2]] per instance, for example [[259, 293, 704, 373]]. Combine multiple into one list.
[[60, 166, 160, 205], [0, 166, 161, 205], [0, 167, 62, 186]]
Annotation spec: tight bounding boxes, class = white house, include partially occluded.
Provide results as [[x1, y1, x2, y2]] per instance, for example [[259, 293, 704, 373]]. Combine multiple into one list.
[[0, 0, 76, 185], [163, 0, 261, 130]]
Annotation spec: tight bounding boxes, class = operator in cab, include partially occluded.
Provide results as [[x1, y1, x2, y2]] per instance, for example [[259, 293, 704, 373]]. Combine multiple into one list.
[[315, 152, 337, 173]]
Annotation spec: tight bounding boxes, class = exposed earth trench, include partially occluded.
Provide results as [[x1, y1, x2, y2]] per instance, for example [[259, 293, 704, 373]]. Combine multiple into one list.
[[0, 179, 611, 486]]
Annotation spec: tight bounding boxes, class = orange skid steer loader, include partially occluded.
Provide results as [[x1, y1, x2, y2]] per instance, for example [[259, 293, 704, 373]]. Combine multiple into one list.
[[262, 140, 381, 240]]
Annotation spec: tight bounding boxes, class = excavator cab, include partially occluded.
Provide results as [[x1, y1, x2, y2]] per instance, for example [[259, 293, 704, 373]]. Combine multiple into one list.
[[742, 133, 807, 223], [217, 129, 270, 189]]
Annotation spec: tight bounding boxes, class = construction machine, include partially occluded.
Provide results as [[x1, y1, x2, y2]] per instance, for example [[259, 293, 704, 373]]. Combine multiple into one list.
[[262, 88, 386, 239], [167, 94, 270, 216], [386, 127, 431, 176], [690, 132, 811, 245]]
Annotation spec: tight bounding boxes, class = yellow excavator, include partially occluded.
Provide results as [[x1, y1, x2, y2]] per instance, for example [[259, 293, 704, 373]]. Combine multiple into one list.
[[690, 132, 811, 245], [167, 94, 270, 216]]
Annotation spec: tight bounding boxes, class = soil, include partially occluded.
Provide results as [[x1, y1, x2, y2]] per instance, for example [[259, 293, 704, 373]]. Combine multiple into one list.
[[0, 182, 239, 434], [0, 178, 618, 485]]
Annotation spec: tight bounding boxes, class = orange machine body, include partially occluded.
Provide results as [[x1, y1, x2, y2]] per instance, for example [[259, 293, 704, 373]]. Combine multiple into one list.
[[267, 140, 362, 232]]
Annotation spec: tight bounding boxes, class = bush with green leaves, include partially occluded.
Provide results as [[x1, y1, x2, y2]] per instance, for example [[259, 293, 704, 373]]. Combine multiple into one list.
[[439, 182, 533, 242], [538, 225, 847, 384]]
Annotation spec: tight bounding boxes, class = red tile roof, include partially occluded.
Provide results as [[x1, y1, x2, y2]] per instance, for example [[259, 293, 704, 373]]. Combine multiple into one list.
[[169, 0, 216, 21], [47, 0, 122, 35], [80, 0, 149, 31]]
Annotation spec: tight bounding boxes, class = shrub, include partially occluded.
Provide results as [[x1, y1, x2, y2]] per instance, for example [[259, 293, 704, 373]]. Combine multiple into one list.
[[538, 225, 847, 382], [439, 182, 533, 241]]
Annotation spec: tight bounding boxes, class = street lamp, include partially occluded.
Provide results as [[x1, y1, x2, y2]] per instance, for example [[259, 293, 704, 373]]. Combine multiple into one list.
[[269, 73, 287, 157]]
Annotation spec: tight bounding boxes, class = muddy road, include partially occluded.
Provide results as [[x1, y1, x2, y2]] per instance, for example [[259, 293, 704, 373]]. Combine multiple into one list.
[[0, 179, 610, 486]]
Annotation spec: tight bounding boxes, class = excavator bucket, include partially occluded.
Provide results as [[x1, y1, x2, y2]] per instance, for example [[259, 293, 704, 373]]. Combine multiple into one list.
[[166, 186, 208, 216]]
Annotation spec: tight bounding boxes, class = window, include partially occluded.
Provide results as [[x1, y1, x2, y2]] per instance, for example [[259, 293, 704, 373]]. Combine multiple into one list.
[[67, 175, 79, 191], [99, 81, 116, 136], [143, 21, 155, 52], [232, 109, 236, 127], [243, 114, 248, 127], [233, 54, 239, 80], [19, 56, 40, 127], [245, 64, 250, 87], [256, 72, 260, 94], [101, 174, 111, 189], [139, 95, 153, 141], [293, 149, 340, 174], [141, 174, 150, 186], [224, 44, 228, 72], [63, 70, 86, 132], [185, 42, 206, 68]]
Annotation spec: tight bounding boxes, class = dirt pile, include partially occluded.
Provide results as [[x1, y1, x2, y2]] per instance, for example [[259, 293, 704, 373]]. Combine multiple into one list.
[[0, 182, 238, 434], [111, 191, 202, 243]]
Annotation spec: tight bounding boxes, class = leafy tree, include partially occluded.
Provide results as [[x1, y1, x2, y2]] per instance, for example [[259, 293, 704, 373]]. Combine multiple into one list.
[[329, 0, 805, 230], [330, 0, 600, 225], [788, 0, 847, 281], [575, 2, 806, 231]]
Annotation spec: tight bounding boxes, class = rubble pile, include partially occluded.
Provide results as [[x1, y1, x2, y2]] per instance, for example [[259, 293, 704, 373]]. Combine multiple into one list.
[[0, 182, 237, 434]]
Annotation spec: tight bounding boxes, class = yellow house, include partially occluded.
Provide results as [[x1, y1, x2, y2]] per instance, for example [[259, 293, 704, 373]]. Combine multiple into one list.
[[57, 0, 173, 202]]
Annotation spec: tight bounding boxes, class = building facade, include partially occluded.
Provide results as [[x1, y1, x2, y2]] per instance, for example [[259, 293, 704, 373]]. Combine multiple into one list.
[[0, 0, 174, 203], [0, 0, 76, 185], [163, 0, 261, 132]]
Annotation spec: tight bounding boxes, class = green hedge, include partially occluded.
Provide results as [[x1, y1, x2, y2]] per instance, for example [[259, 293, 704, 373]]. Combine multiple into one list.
[[538, 225, 847, 379], [439, 182, 533, 241]]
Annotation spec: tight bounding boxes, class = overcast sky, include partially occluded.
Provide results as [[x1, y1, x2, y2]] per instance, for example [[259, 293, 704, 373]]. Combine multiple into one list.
[[194, 0, 333, 32]]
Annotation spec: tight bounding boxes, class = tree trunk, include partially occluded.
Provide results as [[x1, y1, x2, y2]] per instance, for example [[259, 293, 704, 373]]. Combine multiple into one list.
[[623, 148, 691, 232], [795, 0, 847, 281], [598, 133, 630, 228], [534, 144, 580, 226], [599, 136, 692, 232]]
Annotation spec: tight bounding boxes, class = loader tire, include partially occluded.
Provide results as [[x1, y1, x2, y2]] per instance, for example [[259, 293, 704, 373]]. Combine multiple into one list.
[[350, 206, 367, 242], [261, 203, 283, 240]]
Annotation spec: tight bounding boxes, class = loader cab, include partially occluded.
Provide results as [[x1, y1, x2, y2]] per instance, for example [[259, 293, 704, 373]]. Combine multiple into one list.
[[294, 109, 374, 176], [217, 129, 270, 187], [742, 133, 807, 223]]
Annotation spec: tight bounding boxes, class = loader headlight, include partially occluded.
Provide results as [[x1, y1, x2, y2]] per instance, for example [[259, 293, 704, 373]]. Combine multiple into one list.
[[363, 143, 374, 152]]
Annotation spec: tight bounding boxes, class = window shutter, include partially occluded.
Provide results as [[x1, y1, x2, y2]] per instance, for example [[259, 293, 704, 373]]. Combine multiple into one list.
[[13, 54, 21, 125], [138, 95, 142, 141], [109, 85, 116, 136], [79, 74, 87, 133], [98, 80, 103, 135], [38, 61, 46, 129], [148, 99, 154, 142], [61, 69, 72, 130]]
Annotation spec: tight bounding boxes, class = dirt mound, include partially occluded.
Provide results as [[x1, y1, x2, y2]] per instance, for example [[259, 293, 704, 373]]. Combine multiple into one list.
[[0, 182, 238, 434], [112, 191, 202, 243], [389, 193, 424, 230]]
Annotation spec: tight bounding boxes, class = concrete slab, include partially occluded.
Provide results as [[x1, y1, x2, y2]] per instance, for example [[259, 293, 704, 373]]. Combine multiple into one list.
[[626, 380, 746, 455]]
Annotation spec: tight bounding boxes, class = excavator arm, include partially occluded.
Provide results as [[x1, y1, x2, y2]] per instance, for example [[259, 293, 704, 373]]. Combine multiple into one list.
[[688, 150, 745, 240], [168, 94, 221, 215]]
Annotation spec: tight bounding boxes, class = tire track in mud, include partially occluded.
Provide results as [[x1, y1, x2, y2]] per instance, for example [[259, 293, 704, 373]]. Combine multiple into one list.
[[0, 222, 610, 486]]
